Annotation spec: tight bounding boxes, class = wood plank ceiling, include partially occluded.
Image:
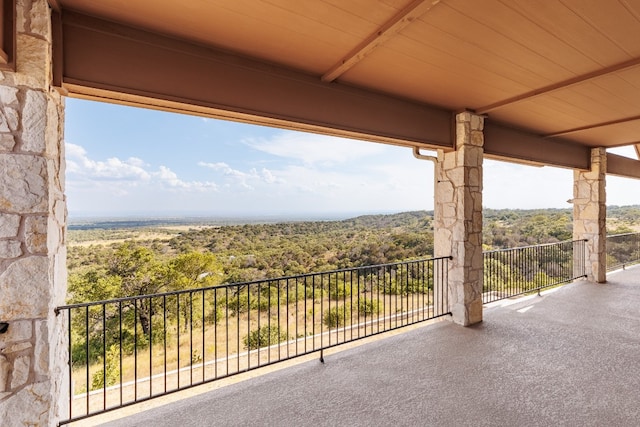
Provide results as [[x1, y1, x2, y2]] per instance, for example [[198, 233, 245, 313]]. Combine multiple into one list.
[[53, 0, 640, 176]]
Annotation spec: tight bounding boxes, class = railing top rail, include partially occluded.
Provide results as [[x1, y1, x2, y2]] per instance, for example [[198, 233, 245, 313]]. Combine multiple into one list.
[[56, 255, 452, 311], [606, 232, 640, 238], [483, 239, 586, 255]]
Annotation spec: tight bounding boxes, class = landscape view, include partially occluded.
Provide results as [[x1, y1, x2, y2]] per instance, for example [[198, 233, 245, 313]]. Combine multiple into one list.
[[65, 206, 640, 403], [68, 206, 640, 298], [58, 94, 640, 420]]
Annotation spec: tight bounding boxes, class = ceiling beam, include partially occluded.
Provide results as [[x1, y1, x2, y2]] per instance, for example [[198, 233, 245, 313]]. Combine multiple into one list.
[[607, 153, 640, 179], [476, 57, 640, 115], [321, 0, 440, 83], [544, 114, 640, 138], [484, 122, 590, 170], [54, 10, 610, 174], [57, 10, 453, 150]]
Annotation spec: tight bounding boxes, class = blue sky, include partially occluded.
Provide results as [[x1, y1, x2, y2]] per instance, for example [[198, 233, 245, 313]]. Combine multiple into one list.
[[64, 98, 638, 218]]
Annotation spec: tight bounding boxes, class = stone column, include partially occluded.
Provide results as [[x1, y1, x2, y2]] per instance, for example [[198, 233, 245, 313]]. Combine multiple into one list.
[[434, 112, 484, 326], [573, 148, 606, 283], [0, 1, 68, 425]]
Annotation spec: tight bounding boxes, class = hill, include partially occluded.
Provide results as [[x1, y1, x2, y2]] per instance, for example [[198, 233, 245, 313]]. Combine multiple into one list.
[[67, 206, 640, 296]]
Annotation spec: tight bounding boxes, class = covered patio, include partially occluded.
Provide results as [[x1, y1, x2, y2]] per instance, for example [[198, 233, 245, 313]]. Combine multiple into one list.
[[1, 1, 640, 425], [94, 266, 640, 426]]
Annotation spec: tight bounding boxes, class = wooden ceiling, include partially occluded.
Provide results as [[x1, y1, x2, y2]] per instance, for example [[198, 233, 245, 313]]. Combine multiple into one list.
[[51, 0, 640, 176]]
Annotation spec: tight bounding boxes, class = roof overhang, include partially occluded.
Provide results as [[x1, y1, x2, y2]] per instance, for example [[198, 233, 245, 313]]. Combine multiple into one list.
[[50, 1, 640, 178]]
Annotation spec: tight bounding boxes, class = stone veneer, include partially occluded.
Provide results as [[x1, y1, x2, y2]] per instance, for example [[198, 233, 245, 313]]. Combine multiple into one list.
[[434, 112, 484, 326], [0, 1, 68, 425], [573, 148, 607, 283]]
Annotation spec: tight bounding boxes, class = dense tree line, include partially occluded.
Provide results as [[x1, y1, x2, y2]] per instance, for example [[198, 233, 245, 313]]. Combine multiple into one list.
[[483, 208, 573, 248], [68, 207, 640, 301]]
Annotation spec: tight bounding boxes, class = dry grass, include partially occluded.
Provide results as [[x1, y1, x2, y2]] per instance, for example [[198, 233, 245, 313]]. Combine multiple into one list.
[[69, 232, 177, 247]]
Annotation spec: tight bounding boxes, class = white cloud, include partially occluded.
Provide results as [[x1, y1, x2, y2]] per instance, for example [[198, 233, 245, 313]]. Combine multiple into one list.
[[67, 132, 433, 216], [64, 98, 640, 217], [262, 168, 277, 184], [66, 143, 151, 181], [198, 161, 284, 189], [65, 134, 640, 217], [198, 162, 248, 178], [191, 137, 433, 214], [66, 142, 217, 194], [153, 166, 217, 191], [243, 132, 386, 166]]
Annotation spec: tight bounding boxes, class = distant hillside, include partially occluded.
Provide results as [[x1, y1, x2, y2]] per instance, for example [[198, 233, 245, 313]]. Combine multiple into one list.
[[67, 206, 640, 286], [340, 210, 433, 230], [607, 205, 640, 232]]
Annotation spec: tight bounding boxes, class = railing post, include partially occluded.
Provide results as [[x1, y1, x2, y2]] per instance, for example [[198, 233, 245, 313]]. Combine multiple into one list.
[[433, 256, 451, 317]]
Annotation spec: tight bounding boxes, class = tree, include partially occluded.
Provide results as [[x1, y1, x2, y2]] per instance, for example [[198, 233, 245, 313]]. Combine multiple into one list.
[[170, 251, 222, 289], [169, 252, 223, 329]]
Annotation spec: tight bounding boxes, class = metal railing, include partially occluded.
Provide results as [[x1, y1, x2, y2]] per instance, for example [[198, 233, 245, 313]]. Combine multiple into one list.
[[606, 232, 640, 271], [483, 239, 587, 304], [56, 256, 452, 424]]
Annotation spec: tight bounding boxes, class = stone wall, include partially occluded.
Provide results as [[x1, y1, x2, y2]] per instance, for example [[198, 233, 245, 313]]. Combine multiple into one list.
[[573, 148, 606, 283], [434, 112, 484, 326], [0, 1, 68, 425]]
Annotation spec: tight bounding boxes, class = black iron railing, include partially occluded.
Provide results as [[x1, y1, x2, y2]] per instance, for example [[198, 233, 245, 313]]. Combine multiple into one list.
[[606, 232, 640, 271], [483, 239, 587, 304], [56, 256, 451, 424]]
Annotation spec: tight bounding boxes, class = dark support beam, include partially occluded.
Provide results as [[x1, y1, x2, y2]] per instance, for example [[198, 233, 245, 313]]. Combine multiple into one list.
[[51, 8, 63, 90], [0, 0, 15, 70], [484, 122, 590, 170], [607, 153, 640, 179], [57, 11, 453, 149]]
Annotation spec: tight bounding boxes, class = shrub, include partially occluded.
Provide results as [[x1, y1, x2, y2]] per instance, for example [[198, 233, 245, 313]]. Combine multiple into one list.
[[227, 292, 249, 316], [206, 306, 224, 324], [288, 283, 324, 303], [358, 298, 381, 316], [328, 282, 352, 300], [243, 325, 288, 350], [323, 305, 350, 328], [252, 286, 279, 312], [228, 287, 283, 315], [91, 345, 120, 390]]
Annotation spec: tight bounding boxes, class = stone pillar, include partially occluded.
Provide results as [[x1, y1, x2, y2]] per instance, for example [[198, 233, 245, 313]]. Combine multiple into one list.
[[573, 148, 606, 283], [0, 1, 68, 425], [434, 112, 484, 326]]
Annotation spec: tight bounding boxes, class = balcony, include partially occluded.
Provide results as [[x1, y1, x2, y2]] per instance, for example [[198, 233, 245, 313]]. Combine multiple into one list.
[[72, 264, 640, 426], [58, 237, 640, 425]]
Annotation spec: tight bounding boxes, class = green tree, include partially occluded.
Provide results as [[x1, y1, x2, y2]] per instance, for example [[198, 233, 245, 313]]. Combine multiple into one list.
[[170, 252, 222, 289]]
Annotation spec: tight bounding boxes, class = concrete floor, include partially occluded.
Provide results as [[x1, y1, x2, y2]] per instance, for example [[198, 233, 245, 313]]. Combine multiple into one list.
[[101, 267, 640, 427]]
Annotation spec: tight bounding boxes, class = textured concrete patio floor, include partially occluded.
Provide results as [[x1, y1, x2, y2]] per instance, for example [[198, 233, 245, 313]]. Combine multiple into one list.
[[101, 267, 640, 427]]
